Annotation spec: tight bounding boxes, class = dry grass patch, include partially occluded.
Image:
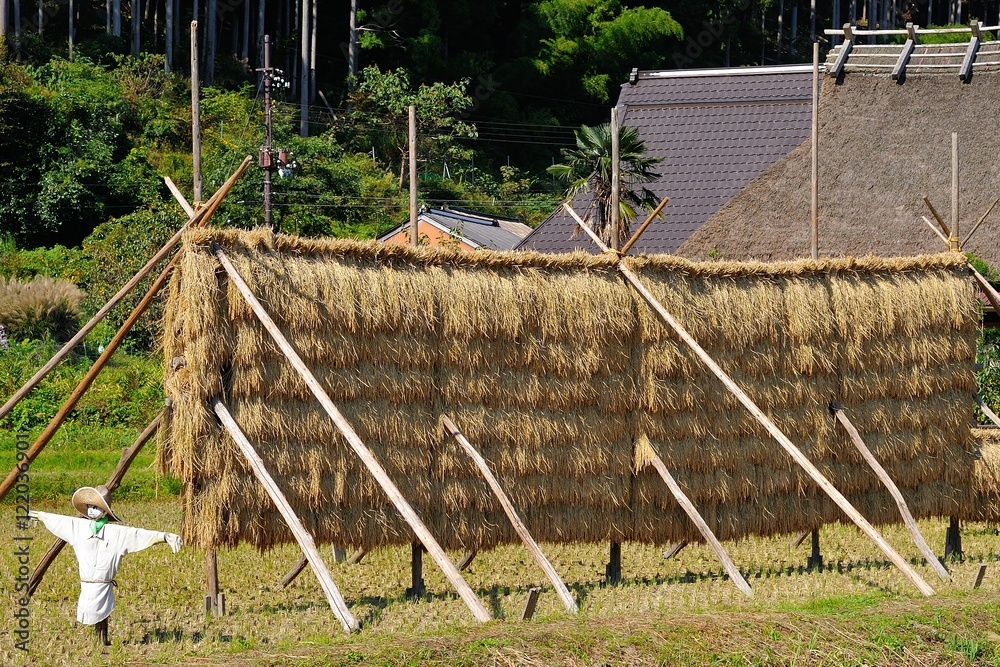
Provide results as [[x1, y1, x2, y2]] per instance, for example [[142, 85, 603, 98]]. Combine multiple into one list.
[[4, 501, 1000, 666]]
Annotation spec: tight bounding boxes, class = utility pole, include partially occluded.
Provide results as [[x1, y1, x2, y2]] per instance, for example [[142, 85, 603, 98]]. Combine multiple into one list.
[[257, 35, 290, 232], [261, 34, 275, 229], [299, 0, 309, 137], [191, 20, 202, 204], [409, 105, 418, 245], [610, 106, 621, 251]]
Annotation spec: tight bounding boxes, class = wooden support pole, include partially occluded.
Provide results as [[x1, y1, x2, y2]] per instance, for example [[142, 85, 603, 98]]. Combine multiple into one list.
[[976, 394, 1000, 428], [792, 530, 810, 548], [408, 542, 425, 598], [521, 587, 541, 621], [972, 267, 1000, 319], [637, 440, 753, 597], [281, 555, 309, 588], [811, 40, 820, 260], [806, 529, 822, 569], [610, 106, 621, 250], [951, 132, 960, 250], [409, 105, 418, 246], [833, 405, 951, 581], [606, 542, 622, 585], [0, 157, 252, 504], [211, 247, 491, 623], [891, 23, 916, 80], [28, 406, 166, 596], [347, 547, 367, 564], [945, 516, 963, 561], [213, 398, 359, 632], [0, 156, 251, 427], [565, 203, 936, 597], [923, 197, 951, 239], [443, 414, 578, 613], [458, 549, 478, 571], [206, 548, 219, 615], [961, 198, 999, 248], [974, 563, 987, 589], [621, 196, 669, 255], [165, 177, 196, 217], [332, 545, 347, 563], [922, 215, 950, 247], [663, 540, 689, 560], [829, 23, 854, 77]]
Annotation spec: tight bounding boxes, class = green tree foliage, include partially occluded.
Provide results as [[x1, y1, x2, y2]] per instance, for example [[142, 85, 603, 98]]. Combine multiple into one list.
[[548, 122, 661, 248], [346, 65, 476, 180], [533, 0, 682, 103], [0, 52, 162, 248]]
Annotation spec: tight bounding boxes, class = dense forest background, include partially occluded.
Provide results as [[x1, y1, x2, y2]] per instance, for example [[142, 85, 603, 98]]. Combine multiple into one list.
[[2, 0, 998, 252], [1, 1, 998, 424]]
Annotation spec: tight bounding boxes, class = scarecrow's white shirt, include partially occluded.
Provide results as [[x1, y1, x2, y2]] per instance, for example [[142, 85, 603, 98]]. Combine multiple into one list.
[[32, 511, 166, 624]]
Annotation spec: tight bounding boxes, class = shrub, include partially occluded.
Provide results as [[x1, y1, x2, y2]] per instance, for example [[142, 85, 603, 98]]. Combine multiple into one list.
[[0, 275, 85, 343]]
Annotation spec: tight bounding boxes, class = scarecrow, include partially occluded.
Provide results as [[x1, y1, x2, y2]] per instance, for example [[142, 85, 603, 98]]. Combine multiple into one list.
[[28, 485, 183, 646]]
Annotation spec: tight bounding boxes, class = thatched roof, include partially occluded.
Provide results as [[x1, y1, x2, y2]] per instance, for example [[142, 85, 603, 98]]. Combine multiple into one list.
[[516, 66, 815, 255], [678, 72, 1000, 268], [160, 229, 980, 550]]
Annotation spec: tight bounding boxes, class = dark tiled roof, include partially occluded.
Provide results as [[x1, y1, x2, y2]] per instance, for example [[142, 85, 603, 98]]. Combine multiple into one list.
[[517, 66, 815, 255], [380, 207, 532, 251]]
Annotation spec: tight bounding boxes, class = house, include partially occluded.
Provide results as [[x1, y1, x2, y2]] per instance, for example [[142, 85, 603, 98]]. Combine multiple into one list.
[[678, 35, 1000, 269], [516, 65, 817, 255], [379, 206, 533, 251]]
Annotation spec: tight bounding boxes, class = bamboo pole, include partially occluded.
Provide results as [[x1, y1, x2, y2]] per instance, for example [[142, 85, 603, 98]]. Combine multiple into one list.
[[0, 156, 251, 426], [923, 196, 951, 238], [961, 198, 999, 249], [281, 555, 310, 588], [637, 440, 753, 597], [976, 394, 1000, 428], [213, 398, 359, 633], [621, 196, 669, 255], [951, 132, 960, 250], [211, 245, 491, 623], [971, 267, 1000, 319], [165, 177, 196, 217], [0, 158, 252, 504], [442, 414, 578, 613], [564, 203, 936, 597], [409, 105, 418, 246], [832, 405, 951, 581], [28, 405, 167, 596], [610, 106, 621, 250]]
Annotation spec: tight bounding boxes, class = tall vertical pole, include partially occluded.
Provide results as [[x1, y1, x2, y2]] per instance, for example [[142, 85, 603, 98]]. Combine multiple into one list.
[[811, 0, 817, 42], [38, 0, 42, 35], [951, 132, 959, 251], [811, 41, 819, 260], [191, 21, 203, 204], [204, 0, 216, 85], [164, 0, 173, 72], [299, 0, 309, 137], [112, 0, 120, 36], [263, 34, 274, 230], [131, 0, 140, 55], [610, 107, 621, 250], [0, 0, 7, 40], [409, 105, 418, 246], [309, 0, 317, 104], [67, 0, 74, 60], [240, 0, 248, 62], [348, 0, 358, 77]]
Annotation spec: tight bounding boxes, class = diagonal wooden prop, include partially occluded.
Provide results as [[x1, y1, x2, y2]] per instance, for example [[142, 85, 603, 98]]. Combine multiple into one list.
[[214, 397, 359, 633], [831, 403, 951, 581], [0, 157, 254, 505], [443, 414, 578, 613], [565, 202, 935, 596], [212, 243, 492, 623]]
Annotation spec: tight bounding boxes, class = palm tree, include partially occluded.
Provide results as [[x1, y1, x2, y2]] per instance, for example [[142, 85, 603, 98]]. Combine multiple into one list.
[[548, 122, 662, 249]]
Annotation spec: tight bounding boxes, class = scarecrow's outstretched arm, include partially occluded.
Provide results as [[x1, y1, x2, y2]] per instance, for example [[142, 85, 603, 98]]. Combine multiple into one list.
[[27, 511, 79, 543], [119, 526, 183, 555]]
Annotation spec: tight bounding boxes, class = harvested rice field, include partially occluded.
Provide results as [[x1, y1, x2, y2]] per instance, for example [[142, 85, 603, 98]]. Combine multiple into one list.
[[4, 500, 1000, 666]]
